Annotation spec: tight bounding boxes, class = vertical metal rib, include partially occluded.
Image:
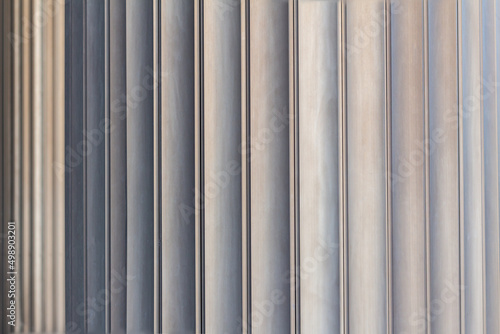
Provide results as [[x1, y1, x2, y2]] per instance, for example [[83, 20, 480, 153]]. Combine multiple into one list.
[[194, 0, 205, 332], [32, 0, 43, 330], [385, 2, 392, 333], [345, 0, 387, 332], [160, 0, 196, 332], [428, 0, 461, 332], [104, 0, 111, 331], [390, 1, 426, 333], [289, 0, 298, 333], [424, 1, 431, 333], [249, 0, 290, 332], [296, 0, 341, 333], [203, 1, 243, 333], [242, 0, 251, 332], [482, 0, 500, 333], [153, 0, 160, 332], [109, 0, 127, 331], [42, 1, 54, 329], [53, 0, 66, 329], [339, 3, 348, 332], [125, 0, 155, 331], [462, 0, 487, 332]]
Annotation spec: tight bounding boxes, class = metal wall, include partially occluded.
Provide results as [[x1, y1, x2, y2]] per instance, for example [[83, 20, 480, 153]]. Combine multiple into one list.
[[1, 0, 500, 333]]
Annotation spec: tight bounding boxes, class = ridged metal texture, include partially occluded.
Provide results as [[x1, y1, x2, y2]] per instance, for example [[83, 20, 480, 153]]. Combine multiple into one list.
[[2, 0, 500, 333], [0, 0, 65, 333]]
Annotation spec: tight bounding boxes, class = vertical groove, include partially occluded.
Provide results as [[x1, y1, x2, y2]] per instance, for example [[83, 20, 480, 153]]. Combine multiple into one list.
[[242, 0, 252, 332], [424, 0, 431, 332], [155, 0, 161, 331], [385, 2, 392, 333], [458, 0, 465, 332], [341, 3, 348, 333], [153, 0, 159, 332], [104, 0, 110, 331], [338, 3, 345, 333], [289, 0, 298, 333], [194, 0, 205, 332]]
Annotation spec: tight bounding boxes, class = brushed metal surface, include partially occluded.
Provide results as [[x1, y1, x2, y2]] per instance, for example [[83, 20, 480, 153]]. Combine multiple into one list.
[[428, 0, 461, 333], [204, 1, 243, 333], [462, 0, 486, 332], [249, 0, 291, 333], [345, 0, 388, 332], [109, 0, 127, 331], [160, 0, 196, 332], [483, 1, 500, 333], [297, 1, 340, 333], [125, 0, 154, 332], [2, 0, 500, 332], [391, 1, 427, 333]]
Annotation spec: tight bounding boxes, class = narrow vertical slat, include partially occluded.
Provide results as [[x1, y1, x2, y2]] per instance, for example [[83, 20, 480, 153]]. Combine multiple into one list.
[[32, 0, 44, 330], [428, 0, 461, 332], [11, 0, 22, 332], [482, 0, 500, 333], [109, 0, 127, 331], [249, 0, 290, 332], [296, 0, 340, 333], [194, 0, 205, 332], [86, 1, 106, 332], [339, 3, 348, 332], [289, 0, 298, 332], [53, 0, 66, 329], [153, 0, 160, 332], [160, 1, 196, 332], [390, 1, 426, 333], [462, 0, 486, 332], [65, 0, 86, 331], [242, 0, 251, 332], [424, 1, 432, 333], [2, 0, 13, 330], [21, 1, 32, 330], [203, 1, 243, 332], [42, 1, 55, 330], [0, 1, 4, 331], [125, 0, 155, 331], [104, 0, 110, 332], [345, 0, 387, 332]]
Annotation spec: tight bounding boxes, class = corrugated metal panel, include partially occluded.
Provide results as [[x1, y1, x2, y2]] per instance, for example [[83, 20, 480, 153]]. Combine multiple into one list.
[[1, 0, 65, 333], [1, 0, 500, 333]]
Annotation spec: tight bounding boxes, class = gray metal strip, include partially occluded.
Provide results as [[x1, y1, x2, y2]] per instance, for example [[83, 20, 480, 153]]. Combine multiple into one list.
[[125, 0, 155, 331], [249, 1, 290, 333], [109, 0, 127, 331]]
